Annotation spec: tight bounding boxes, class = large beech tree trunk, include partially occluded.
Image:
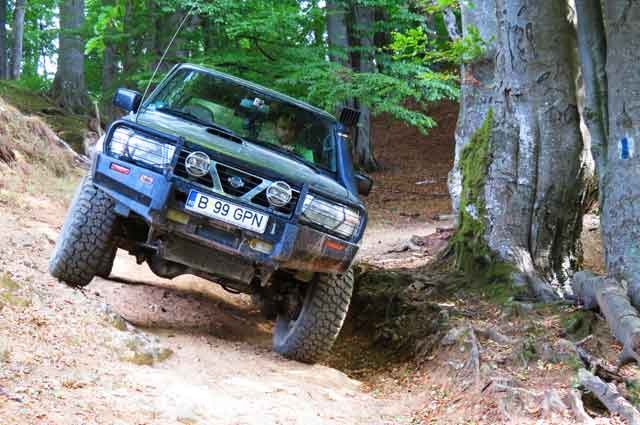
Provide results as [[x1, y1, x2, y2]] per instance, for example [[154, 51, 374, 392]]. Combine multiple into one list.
[[453, 0, 589, 299], [448, 0, 497, 220], [51, 0, 90, 113], [598, 2, 640, 306]]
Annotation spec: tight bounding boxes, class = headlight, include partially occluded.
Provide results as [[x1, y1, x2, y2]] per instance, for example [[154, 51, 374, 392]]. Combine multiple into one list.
[[301, 194, 361, 239], [108, 127, 175, 169]]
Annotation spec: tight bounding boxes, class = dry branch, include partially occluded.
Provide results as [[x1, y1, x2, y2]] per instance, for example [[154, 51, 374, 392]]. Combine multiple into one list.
[[54, 135, 90, 168], [578, 368, 640, 425], [572, 271, 640, 366]]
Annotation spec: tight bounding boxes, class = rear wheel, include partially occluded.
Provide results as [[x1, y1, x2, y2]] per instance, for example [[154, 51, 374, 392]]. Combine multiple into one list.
[[272, 269, 354, 363], [49, 175, 118, 287]]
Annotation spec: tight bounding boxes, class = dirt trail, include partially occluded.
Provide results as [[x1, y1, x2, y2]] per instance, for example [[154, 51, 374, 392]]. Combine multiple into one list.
[[0, 194, 430, 425]]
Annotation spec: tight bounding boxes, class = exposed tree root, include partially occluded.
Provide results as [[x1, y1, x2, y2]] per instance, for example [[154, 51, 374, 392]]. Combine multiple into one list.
[[572, 271, 640, 366], [569, 389, 595, 424], [473, 325, 514, 345], [572, 341, 629, 384], [578, 368, 640, 425], [466, 325, 481, 390]]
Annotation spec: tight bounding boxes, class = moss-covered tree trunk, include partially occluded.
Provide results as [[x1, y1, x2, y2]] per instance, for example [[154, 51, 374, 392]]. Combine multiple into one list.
[[452, 0, 590, 300], [448, 0, 497, 221]]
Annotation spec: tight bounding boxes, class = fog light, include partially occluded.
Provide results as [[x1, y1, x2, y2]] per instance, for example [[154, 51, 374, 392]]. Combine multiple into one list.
[[248, 239, 273, 254], [167, 209, 189, 225]]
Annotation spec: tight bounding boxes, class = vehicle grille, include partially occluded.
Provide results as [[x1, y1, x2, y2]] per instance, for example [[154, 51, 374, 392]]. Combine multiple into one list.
[[216, 163, 262, 197], [173, 145, 299, 217]]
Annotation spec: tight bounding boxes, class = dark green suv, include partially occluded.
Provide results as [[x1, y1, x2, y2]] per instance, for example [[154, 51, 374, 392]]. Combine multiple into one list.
[[49, 64, 372, 363]]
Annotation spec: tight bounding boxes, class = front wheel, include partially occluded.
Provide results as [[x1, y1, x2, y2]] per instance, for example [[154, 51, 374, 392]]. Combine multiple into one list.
[[49, 175, 118, 287], [273, 269, 354, 363]]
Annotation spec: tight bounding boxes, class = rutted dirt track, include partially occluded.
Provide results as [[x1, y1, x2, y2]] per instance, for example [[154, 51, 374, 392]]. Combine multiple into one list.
[[0, 194, 427, 425]]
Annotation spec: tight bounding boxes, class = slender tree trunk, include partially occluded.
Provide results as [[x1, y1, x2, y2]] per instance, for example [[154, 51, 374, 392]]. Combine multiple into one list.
[[99, 0, 117, 123], [326, 0, 350, 66], [373, 8, 390, 73], [453, 0, 589, 299], [352, 4, 377, 172], [51, 0, 90, 113], [448, 0, 497, 220], [0, 0, 7, 79], [9, 0, 25, 80]]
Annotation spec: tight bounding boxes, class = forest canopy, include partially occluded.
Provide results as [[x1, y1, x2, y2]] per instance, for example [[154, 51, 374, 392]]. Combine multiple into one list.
[[0, 0, 486, 169]]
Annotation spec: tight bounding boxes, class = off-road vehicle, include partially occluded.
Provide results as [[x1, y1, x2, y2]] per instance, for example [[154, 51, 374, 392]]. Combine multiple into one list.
[[49, 64, 372, 363]]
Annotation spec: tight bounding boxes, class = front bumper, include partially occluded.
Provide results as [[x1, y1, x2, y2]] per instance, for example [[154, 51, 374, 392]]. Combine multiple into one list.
[[92, 153, 359, 284]]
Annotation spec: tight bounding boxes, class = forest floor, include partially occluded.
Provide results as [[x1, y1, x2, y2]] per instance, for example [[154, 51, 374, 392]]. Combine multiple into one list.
[[0, 95, 633, 424]]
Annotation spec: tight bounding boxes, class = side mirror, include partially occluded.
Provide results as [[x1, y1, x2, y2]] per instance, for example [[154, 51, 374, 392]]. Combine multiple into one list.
[[339, 106, 360, 127], [355, 173, 373, 197], [113, 88, 142, 113]]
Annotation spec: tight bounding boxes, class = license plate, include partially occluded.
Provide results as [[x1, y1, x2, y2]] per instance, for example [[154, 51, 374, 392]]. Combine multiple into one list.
[[185, 190, 269, 234]]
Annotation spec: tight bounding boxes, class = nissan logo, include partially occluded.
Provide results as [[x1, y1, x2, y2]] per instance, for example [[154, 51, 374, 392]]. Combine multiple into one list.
[[185, 151, 211, 178]]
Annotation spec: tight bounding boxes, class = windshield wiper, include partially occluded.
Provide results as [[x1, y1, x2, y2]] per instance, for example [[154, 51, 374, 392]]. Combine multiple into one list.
[[156, 107, 237, 136]]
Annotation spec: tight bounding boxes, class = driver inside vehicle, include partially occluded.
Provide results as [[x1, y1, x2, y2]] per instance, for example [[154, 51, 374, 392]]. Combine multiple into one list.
[[274, 114, 315, 163]]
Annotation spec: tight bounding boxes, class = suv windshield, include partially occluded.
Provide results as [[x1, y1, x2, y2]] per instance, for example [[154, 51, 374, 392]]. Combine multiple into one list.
[[142, 68, 337, 172]]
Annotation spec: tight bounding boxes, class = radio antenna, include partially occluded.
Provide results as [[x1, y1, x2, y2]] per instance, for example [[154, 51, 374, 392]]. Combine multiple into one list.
[[137, 4, 198, 122]]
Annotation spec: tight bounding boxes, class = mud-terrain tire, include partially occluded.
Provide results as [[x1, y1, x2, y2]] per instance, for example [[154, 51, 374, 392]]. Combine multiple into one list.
[[273, 268, 354, 363], [96, 246, 117, 279], [49, 176, 118, 287]]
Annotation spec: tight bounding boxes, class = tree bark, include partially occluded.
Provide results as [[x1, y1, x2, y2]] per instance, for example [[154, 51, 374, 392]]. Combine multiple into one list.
[[51, 0, 90, 113], [448, 0, 497, 220], [9, 0, 25, 80], [0, 0, 7, 79], [454, 0, 589, 299]]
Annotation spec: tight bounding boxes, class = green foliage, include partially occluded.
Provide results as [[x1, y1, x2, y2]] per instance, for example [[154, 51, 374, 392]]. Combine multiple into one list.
[[390, 24, 488, 65]]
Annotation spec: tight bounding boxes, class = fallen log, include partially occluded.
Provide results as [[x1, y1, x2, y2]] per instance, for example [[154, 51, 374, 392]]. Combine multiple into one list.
[[578, 368, 640, 425], [572, 271, 640, 366]]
